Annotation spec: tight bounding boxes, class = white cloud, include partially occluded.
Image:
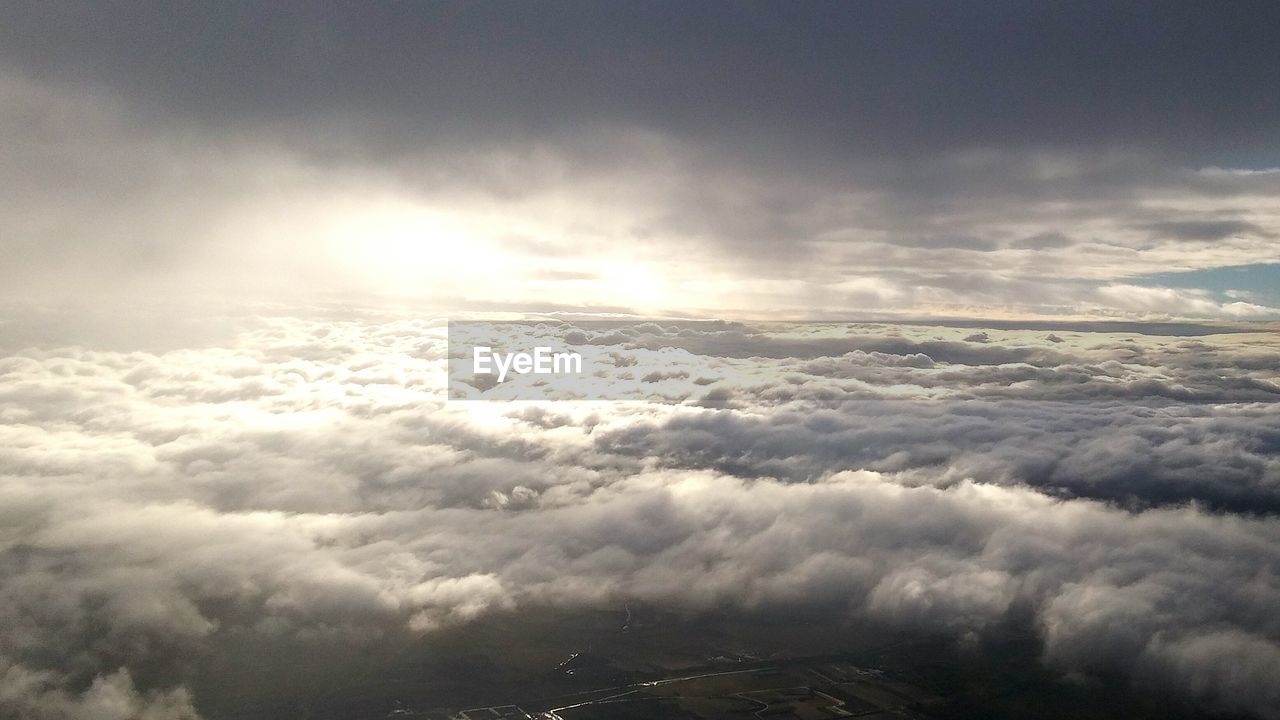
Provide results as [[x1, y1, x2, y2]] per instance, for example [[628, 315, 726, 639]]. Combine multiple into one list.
[[2, 313, 1279, 716]]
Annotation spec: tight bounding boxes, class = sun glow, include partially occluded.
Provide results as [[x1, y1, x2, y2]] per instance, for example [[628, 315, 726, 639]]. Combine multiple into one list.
[[600, 265, 669, 310], [229, 187, 694, 312], [323, 200, 513, 298]]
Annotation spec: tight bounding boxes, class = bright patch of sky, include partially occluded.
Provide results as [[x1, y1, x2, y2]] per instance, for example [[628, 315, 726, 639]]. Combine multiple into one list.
[[1132, 263, 1280, 306]]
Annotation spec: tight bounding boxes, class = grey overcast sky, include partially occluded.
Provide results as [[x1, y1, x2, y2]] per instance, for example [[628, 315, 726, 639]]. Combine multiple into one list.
[[3, 1, 1279, 316]]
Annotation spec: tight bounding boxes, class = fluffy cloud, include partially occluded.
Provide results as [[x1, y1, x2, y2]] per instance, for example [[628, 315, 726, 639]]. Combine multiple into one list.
[[1, 313, 1279, 717]]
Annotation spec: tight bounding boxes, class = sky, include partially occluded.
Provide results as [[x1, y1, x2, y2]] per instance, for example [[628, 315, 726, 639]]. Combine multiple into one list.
[[2, 1, 1279, 319], [2, 5, 1280, 720]]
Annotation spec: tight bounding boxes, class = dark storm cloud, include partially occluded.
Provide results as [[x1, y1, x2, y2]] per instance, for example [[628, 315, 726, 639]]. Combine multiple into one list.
[[2, 2, 1279, 312], [3, 1, 1278, 162]]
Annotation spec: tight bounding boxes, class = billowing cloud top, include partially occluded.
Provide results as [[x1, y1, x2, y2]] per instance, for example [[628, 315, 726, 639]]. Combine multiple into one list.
[[2, 313, 1279, 718], [2, 2, 1279, 317]]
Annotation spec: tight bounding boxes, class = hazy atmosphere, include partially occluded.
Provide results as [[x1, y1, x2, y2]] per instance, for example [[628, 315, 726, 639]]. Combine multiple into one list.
[[2, 4, 1278, 720]]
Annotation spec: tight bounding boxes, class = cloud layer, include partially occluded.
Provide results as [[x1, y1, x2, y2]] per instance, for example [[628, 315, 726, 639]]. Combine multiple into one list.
[[2, 313, 1278, 717], [2, 3, 1278, 316]]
